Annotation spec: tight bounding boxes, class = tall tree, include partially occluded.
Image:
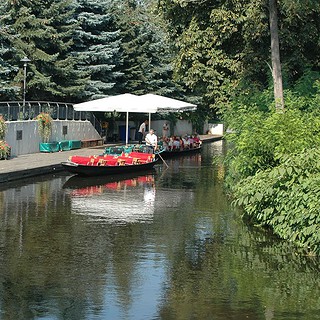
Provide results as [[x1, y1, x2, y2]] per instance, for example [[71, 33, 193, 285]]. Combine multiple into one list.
[[158, 0, 320, 113], [158, 0, 246, 115], [269, 0, 284, 110], [0, 0, 87, 102], [72, 0, 123, 100], [113, 0, 180, 96], [0, 27, 19, 100]]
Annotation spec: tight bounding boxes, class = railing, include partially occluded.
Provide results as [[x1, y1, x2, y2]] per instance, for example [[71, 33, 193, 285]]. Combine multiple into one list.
[[0, 101, 102, 135]]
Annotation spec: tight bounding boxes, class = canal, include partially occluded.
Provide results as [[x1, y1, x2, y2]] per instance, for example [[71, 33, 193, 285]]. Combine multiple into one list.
[[0, 141, 319, 320]]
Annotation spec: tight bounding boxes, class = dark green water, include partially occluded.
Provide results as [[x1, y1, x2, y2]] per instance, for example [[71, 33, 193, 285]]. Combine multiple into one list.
[[0, 141, 319, 320]]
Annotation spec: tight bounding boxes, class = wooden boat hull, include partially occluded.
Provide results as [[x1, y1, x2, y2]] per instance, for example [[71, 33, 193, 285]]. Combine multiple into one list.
[[156, 146, 201, 159], [61, 159, 159, 176]]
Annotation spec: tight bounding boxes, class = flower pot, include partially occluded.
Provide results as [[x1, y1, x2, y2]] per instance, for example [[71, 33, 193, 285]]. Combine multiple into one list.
[[39, 142, 60, 153], [0, 143, 11, 160]]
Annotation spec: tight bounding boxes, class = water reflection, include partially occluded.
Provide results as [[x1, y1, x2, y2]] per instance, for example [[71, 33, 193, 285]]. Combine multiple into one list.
[[0, 141, 319, 320], [64, 172, 157, 224]]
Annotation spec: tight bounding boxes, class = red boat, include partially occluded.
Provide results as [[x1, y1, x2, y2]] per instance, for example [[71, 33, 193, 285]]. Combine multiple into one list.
[[61, 151, 158, 176]]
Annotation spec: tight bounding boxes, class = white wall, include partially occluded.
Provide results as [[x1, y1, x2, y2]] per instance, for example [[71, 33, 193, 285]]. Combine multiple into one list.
[[5, 120, 101, 156], [114, 119, 224, 137], [203, 122, 224, 135], [138, 119, 193, 137], [115, 119, 194, 137]]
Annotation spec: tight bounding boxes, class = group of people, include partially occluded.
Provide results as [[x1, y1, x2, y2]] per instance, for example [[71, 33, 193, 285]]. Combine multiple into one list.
[[159, 135, 201, 151], [137, 119, 201, 152]]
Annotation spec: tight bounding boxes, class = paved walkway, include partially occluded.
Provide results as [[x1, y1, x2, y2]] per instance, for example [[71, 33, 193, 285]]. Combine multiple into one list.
[[0, 134, 222, 183]]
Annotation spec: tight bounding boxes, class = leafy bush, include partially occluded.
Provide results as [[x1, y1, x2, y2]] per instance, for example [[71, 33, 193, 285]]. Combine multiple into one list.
[[0, 140, 11, 159], [0, 115, 7, 140], [224, 84, 320, 255], [233, 149, 320, 255], [224, 104, 320, 184], [34, 112, 53, 143]]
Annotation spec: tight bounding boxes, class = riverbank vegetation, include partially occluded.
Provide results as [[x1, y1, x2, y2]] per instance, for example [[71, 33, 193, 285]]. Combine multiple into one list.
[[223, 80, 320, 255]]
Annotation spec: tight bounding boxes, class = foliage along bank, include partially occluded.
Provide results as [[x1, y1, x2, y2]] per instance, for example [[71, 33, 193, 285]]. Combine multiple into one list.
[[223, 78, 320, 255]]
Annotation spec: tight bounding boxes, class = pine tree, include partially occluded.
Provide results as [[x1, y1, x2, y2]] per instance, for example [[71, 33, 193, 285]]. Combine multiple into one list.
[[72, 0, 123, 99], [0, 23, 19, 100], [0, 0, 87, 102], [113, 0, 179, 96]]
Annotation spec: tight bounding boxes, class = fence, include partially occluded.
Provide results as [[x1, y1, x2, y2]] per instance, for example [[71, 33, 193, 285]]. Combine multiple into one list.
[[0, 101, 102, 135]]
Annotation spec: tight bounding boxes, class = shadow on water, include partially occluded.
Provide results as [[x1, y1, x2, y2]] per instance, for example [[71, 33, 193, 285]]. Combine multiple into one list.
[[0, 141, 319, 320]]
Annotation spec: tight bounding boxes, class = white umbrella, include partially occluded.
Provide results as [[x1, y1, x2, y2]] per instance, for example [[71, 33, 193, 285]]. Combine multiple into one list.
[[139, 93, 197, 113], [73, 93, 197, 145], [73, 94, 157, 144], [73, 93, 157, 113]]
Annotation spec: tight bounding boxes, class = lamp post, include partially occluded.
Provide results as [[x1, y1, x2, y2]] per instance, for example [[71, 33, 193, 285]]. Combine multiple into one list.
[[20, 56, 31, 118]]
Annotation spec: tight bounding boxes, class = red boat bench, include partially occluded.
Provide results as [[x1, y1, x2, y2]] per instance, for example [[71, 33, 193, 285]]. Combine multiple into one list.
[[68, 152, 155, 167], [128, 152, 155, 163]]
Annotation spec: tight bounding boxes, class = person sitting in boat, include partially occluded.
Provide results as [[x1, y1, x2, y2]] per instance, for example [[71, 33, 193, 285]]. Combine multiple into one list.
[[188, 136, 195, 148], [145, 129, 158, 153], [179, 136, 185, 150], [172, 136, 180, 150], [159, 137, 169, 151], [182, 135, 190, 149], [192, 134, 201, 147], [167, 137, 174, 151]]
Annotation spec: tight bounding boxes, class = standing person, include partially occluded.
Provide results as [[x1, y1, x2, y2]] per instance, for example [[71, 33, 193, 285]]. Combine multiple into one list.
[[162, 121, 169, 138], [137, 120, 148, 144], [145, 129, 157, 153]]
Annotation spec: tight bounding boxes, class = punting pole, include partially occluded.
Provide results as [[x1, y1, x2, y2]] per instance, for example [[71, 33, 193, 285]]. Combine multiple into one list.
[[158, 152, 169, 168]]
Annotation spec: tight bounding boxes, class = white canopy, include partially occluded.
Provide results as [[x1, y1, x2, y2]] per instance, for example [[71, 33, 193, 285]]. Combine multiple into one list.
[[73, 93, 197, 144], [73, 94, 157, 144], [139, 93, 197, 113], [73, 93, 157, 113]]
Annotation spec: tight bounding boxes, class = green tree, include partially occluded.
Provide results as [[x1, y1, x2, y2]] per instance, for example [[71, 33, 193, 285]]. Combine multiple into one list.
[[72, 0, 123, 100], [158, 0, 320, 113], [113, 0, 180, 97], [0, 29, 19, 100], [159, 0, 248, 115], [0, 0, 87, 102]]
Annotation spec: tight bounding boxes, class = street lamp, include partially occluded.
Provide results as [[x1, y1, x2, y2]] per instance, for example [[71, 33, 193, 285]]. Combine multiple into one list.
[[20, 56, 31, 118]]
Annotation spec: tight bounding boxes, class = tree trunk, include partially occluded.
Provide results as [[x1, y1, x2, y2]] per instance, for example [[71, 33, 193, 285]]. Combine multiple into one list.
[[269, 0, 284, 110]]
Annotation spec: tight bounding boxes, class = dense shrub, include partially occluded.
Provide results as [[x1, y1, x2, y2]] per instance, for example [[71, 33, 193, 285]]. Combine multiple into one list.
[[233, 149, 320, 255], [224, 106, 320, 184], [224, 85, 320, 254]]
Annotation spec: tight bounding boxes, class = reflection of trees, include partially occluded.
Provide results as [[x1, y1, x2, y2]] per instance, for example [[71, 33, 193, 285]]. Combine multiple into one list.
[[0, 175, 162, 319], [156, 176, 320, 320]]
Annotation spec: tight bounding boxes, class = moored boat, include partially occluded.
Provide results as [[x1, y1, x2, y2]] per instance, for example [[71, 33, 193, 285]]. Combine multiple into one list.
[[61, 151, 158, 176], [156, 144, 201, 159], [156, 135, 202, 159]]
